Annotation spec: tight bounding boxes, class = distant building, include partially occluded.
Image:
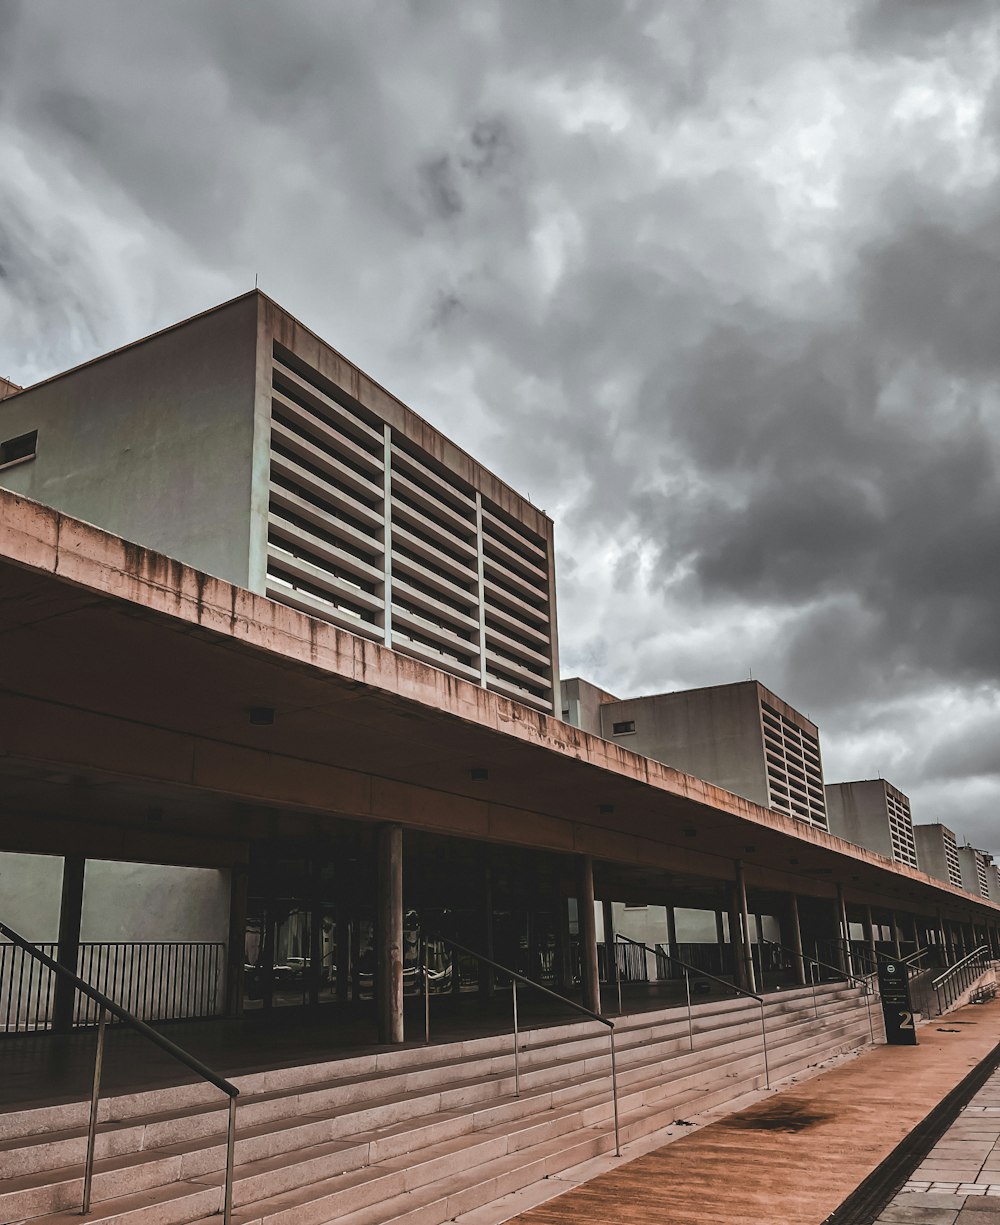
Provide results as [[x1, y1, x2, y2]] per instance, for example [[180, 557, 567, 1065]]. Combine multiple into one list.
[[914, 823, 964, 889], [0, 375, 20, 401], [561, 678, 828, 830], [824, 779, 918, 868], [987, 860, 1000, 904], [958, 845, 992, 900]]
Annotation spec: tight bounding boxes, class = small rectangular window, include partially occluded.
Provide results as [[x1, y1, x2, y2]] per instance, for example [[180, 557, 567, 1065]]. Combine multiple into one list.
[[0, 429, 37, 470], [612, 720, 635, 735]]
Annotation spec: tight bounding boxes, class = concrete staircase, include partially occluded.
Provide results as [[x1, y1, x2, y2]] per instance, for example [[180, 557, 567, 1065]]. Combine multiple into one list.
[[0, 982, 879, 1225]]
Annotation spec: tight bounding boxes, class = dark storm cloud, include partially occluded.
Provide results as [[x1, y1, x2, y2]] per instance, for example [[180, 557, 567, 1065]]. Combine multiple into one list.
[[1, 1, 998, 846]]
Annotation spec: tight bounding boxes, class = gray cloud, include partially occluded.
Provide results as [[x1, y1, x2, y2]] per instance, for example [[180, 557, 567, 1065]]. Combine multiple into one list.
[[1, 0, 999, 849]]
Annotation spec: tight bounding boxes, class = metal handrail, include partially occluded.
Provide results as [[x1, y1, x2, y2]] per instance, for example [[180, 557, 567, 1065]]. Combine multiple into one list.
[[616, 934, 769, 1087], [932, 945, 990, 991], [761, 936, 872, 992], [930, 945, 992, 1017], [759, 937, 875, 1042], [434, 937, 620, 1156], [0, 920, 238, 1222]]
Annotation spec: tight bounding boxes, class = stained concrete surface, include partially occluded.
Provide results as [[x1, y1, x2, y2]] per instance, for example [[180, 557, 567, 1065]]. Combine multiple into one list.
[[511, 999, 1000, 1225]]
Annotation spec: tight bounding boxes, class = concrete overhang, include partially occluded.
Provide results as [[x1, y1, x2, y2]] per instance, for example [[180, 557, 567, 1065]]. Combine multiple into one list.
[[0, 488, 996, 921]]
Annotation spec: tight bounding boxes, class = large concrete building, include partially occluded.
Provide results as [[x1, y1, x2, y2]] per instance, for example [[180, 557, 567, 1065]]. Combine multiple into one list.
[[0, 292, 559, 714], [562, 677, 828, 831], [824, 779, 918, 869], [958, 845, 993, 900], [914, 823, 964, 889], [4, 293, 1000, 1223]]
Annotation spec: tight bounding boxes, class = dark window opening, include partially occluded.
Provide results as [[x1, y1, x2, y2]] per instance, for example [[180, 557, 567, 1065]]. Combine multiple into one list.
[[612, 720, 635, 735], [0, 429, 37, 468]]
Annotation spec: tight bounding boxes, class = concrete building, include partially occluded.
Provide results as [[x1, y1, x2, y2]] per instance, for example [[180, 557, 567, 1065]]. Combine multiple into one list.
[[4, 295, 1000, 1222], [914, 823, 964, 889], [562, 678, 828, 831], [988, 861, 1000, 904], [958, 845, 992, 900], [824, 779, 918, 869], [0, 292, 559, 714], [0, 374, 21, 400]]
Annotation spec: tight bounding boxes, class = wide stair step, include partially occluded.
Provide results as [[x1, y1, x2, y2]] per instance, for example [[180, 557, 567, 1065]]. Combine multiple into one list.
[[5, 983, 876, 1225]]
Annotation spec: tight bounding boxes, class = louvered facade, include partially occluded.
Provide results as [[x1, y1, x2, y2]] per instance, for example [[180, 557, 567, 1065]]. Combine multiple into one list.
[[759, 700, 827, 829], [884, 784, 918, 868], [260, 308, 559, 714]]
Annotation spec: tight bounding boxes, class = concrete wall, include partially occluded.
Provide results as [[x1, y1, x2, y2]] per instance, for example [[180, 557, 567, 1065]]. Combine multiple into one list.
[[0, 294, 260, 588], [0, 852, 229, 943], [915, 824, 960, 887], [957, 847, 989, 900], [0, 851, 64, 939], [825, 781, 893, 860], [560, 676, 620, 734], [81, 860, 230, 942], [598, 682, 772, 809]]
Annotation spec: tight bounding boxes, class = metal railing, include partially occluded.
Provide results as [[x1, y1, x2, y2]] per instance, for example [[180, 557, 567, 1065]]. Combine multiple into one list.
[[759, 938, 876, 1042], [0, 920, 238, 1223], [932, 945, 993, 1015], [0, 938, 225, 1033], [425, 937, 620, 1157], [616, 934, 770, 1088]]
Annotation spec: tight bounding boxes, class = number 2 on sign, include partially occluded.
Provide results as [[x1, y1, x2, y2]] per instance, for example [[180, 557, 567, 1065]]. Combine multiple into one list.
[[898, 1010, 914, 1030]]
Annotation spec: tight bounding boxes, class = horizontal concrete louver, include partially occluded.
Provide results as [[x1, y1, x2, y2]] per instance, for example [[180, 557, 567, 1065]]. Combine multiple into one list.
[[976, 852, 991, 898], [885, 786, 918, 868], [266, 356, 389, 642], [479, 505, 554, 710], [388, 439, 482, 684], [264, 347, 555, 712], [942, 829, 963, 889], [760, 700, 828, 829]]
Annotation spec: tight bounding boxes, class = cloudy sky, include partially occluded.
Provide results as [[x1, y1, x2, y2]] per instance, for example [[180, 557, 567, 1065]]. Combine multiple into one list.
[[1, 1, 998, 851]]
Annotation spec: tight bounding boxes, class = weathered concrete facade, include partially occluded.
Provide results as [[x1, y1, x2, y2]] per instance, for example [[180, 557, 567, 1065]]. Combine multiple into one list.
[[563, 678, 828, 831], [825, 779, 918, 868], [0, 292, 560, 714], [914, 823, 964, 889]]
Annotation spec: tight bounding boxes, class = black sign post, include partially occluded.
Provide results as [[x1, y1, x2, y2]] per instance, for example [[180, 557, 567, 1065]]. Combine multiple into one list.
[[877, 960, 918, 1045]]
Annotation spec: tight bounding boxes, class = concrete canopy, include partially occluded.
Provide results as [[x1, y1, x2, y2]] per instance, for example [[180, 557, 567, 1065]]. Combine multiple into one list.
[[0, 488, 996, 926]]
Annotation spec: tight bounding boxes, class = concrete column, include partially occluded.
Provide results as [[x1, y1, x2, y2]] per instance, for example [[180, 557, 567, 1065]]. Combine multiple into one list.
[[911, 914, 921, 951], [734, 861, 756, 993], [576, 855, 601, 1015], [865, 903, 877, 977], [225, 865, 249, 1018], [666, 906, 679, 979], [52, 855, 86, 1034], [714, 910, 727, 976], [890, 910, 902, 959], [727, 883, 746, 990], [837, 886, 854, 977], [376, 823, 404, 1044], [945, 917, 956, 962], [789, 894, 806, 986], [602, 899, 616, 983]]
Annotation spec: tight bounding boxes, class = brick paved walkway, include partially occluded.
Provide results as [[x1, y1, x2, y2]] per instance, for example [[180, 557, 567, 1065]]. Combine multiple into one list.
[[875, 1067, 1000, 1223]]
